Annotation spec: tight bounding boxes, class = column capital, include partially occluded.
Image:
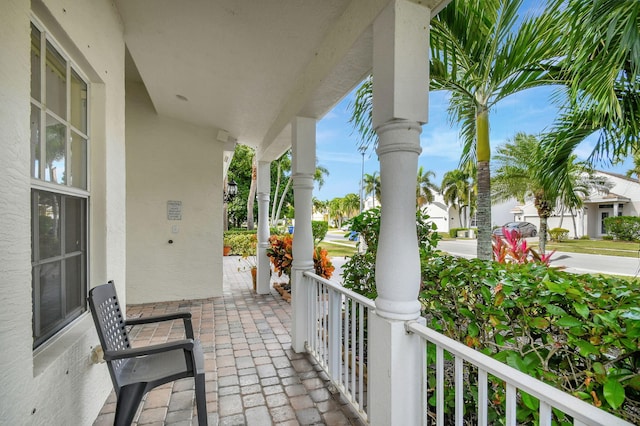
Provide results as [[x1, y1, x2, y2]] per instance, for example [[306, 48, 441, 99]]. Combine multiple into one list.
[[292, 173, 314, 190], [375, 120, 423, 157]]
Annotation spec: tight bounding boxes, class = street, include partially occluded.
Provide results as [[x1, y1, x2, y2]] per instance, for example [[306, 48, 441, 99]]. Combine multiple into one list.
[[438, 239, 640, 277]]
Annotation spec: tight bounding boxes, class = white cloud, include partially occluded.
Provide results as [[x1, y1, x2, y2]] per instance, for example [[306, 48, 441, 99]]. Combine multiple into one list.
[[420, 127, 463, 161], [317, 149, 363, 165]]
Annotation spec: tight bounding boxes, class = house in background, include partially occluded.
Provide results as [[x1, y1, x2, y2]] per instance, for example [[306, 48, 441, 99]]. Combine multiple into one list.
[[498, 171, 640, 238]]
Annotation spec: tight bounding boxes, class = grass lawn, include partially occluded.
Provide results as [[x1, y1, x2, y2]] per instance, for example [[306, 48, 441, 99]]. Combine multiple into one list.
[[318, 241, 357, 258], [534, 238, 640, 258]]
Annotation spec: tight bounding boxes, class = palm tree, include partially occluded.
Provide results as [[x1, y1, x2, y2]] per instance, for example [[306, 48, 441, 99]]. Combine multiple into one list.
[[271, 151, 330, 226], [541, 0, 640, 193], [351, 0, 565, 259], [626, 151, 640, 181], [363, 172, 381, 207], [341, 193, 361, 219], [441, 169, 473, 228], [328, 197, 345, 228], [416, 166, 439, 207], [492, 133, 588, 253]]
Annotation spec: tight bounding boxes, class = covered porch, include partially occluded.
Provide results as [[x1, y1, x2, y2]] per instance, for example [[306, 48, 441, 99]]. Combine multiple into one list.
[[93, 257, 364, 425]]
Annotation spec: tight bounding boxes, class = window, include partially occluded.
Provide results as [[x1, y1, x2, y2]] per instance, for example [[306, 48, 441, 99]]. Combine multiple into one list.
[[30, 21, 89, 348]]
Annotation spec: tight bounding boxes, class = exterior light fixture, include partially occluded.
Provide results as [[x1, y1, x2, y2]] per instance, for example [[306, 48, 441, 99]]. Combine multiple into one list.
[[224, 179, 238, 203]]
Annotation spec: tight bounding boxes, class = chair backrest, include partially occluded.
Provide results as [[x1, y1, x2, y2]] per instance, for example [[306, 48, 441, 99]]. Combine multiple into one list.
[[88, 281, 130, 391]]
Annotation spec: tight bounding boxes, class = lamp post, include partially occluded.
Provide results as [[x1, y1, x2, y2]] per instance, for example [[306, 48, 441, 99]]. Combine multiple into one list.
[[223, 179, 238, 231], [224, 179, 238, 203]]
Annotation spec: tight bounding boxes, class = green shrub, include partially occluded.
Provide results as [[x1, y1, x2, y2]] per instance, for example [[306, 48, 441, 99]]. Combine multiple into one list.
[[603, 235, 614, 240], [449, 227, 467, 238], [311, 221, 329, 245], [421, 253, 640, 424], [225, 229, 258, 235], [548, 227, 569, 242], [580, 235, 591, 240], [603, 216, 640, 241], [342, 208, 439, 300], [223, 232, 257, 255]]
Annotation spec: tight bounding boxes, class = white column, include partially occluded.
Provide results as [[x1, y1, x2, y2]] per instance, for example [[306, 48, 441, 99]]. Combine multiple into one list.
[[257, 160, 271, 294], [290, 117, 316, 353], [291, 117, 316, 352], [368, 1, 431, 425]]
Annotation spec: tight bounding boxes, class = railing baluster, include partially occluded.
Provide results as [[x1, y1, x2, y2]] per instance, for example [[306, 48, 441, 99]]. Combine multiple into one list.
[[436, 346, 444, 426], [309, 283, 320, 354], [539, 401, 551, 426], [478, 369, 488, 426], [506, 384, 516, 426], [328, 288, 341, 376], [343, 298, 350, 390], [455, 356, 463, 426], [358, 302, 364, 411], [324, 284, 329, 366], [423, 341, 429, 426], [350, 298, 356, 402]]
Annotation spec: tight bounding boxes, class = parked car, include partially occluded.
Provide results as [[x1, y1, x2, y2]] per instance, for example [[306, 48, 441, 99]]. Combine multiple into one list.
[[492, 221, 537, 237]]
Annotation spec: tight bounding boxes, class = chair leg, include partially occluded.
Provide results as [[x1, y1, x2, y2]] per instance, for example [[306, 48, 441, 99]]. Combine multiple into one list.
[[194, 372, 208, 426], [114, 382, 147, 426]]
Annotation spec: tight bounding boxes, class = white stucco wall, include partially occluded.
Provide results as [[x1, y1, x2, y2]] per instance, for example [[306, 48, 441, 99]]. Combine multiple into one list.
[[126, 82, 224, 303], [0, 0, 125, 424]]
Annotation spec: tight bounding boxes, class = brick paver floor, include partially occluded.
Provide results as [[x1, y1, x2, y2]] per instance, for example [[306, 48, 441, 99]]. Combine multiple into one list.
[[93, 257, 366, 425]]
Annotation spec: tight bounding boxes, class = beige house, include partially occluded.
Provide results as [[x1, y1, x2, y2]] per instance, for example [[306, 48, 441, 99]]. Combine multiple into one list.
[[500, 171, 640, 238], [1, 0, 452, 423], [1, 1, 631, 425]]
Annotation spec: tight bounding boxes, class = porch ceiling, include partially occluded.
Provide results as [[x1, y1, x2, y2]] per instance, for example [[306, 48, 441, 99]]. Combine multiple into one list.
[[115, 0, 450, 160]]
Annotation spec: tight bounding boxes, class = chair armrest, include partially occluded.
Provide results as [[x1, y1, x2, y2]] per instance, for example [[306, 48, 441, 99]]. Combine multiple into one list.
[[103, 339, 195, 361], [126, 312, 195, 339]]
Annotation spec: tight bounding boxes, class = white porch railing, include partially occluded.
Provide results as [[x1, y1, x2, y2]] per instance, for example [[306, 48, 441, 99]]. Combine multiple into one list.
[[304, 271, 374, 423], [303, 272, 632, 426], [406, 320, 633, 426]]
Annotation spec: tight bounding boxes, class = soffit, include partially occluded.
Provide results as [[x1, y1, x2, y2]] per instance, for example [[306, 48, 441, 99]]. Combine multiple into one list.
[[116, 0, 451, 160]]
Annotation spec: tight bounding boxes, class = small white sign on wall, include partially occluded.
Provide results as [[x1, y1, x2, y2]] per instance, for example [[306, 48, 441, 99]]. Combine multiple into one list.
[[167, 200, 182, 220]]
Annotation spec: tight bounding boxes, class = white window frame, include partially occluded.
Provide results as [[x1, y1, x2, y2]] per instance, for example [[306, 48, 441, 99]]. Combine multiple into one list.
[[30, 16, 91, 349]]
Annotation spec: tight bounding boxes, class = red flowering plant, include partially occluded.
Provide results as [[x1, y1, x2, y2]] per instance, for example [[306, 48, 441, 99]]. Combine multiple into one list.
[[266, 234, 334, 280], [492, 226, 556, 266]]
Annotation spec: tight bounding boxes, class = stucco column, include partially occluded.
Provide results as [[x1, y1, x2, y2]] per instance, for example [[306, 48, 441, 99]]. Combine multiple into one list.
[[368, 1, 431, 425], [257, 160, 271, 294], [290, 117, 316, 353]]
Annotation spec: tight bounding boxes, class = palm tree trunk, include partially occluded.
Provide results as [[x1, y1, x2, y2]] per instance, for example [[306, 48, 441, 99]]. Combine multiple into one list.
[[247, 155, 257, 230], [476, 160, 492, 260], [275, 177, 292, 225], [271, 161, 282, 225], [570, 208, 579, 238], [539, 215, 549, 254], [476, 108, 492, 260]]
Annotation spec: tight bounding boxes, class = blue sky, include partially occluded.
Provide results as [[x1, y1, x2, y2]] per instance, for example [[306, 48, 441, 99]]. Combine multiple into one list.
[[314, 0, 634, 201], [314, 86, 633, 202]]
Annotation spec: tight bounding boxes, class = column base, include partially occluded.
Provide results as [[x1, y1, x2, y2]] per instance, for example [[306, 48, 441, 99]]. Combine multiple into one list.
[[369, 313, 426, 426], [374, 298, 421, 321]]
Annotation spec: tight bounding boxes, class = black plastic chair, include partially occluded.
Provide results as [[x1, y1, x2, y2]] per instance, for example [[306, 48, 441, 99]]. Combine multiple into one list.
[[88, 281, 207, 425]]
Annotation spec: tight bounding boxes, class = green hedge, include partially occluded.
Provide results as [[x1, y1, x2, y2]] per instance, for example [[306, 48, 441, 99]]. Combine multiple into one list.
[[604, 216, 640, 241], [549, 227, 569, 242], [421, 254, 640, 423], [223, 231, 257, 255]]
